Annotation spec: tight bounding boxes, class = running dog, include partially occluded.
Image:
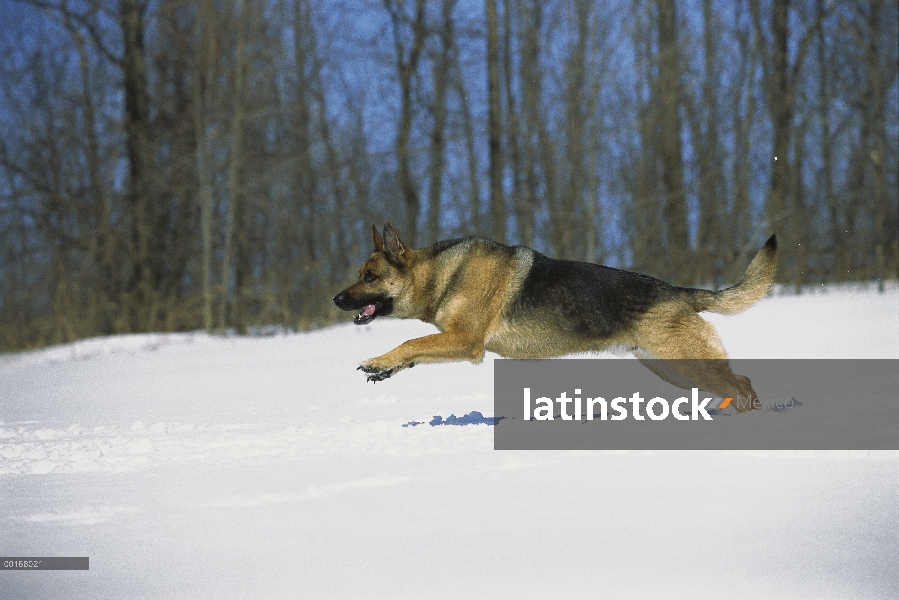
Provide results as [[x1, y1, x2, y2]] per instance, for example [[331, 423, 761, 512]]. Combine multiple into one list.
[[333, 222, 777, 412]]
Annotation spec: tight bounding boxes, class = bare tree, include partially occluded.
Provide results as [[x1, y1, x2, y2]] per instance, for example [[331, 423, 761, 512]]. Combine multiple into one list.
[[685, 0, 725, 286], [629, 0, 663, 277], [192, 0, 218, 331], [654, 0, 689, 284], [446, 13, 481, 233], [502, 0, 528, 246], [426, 0, 456, 243], [486, 0, 505, 242], [384, 0, 428, 246], [727, 0, 761, 283], [121, 0, 155, 330], [1, 0, 897, 354], [220, 0, 249, 329], [557, 0, 591, 260], [843, 0, 899, 282], [517, 0, 549, 251], [750, 0, 824, 283]]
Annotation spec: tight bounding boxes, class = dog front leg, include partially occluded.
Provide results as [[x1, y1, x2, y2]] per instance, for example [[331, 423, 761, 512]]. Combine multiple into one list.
[[358, 332, 485, 382]]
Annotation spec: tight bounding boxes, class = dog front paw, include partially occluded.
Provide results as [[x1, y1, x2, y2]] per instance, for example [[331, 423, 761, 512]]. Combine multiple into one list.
[[357, 361, 415, 383], [357, 364, 395, 382]]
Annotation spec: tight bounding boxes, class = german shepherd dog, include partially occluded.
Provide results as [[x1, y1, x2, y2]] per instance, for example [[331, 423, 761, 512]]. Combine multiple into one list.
[[333, 222, 777, 412]]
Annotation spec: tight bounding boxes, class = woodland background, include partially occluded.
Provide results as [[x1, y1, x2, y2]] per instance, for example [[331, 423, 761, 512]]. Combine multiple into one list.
[[0, 0, 896, 351]]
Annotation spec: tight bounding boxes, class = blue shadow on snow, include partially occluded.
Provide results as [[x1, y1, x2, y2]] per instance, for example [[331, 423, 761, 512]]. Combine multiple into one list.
[[402, 411, 505, 427]]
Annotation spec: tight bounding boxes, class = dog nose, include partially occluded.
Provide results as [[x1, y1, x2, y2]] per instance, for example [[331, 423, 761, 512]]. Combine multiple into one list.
[[333, 292, 345, 307]]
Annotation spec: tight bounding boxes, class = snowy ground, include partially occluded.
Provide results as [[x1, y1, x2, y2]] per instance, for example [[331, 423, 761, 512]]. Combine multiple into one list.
[[1, 283, 898, 599]]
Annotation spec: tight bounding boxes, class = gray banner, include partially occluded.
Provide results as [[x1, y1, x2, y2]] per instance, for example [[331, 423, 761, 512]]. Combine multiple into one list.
[[494, 359, 899, 450], [1, 557, 89, 570]]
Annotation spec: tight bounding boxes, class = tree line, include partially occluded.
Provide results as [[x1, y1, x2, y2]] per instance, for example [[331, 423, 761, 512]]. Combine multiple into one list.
[[0, 0, 896, 351]]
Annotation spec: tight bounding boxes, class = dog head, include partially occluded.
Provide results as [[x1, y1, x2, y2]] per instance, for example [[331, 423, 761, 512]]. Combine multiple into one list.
[[332, 222, 416, 325]]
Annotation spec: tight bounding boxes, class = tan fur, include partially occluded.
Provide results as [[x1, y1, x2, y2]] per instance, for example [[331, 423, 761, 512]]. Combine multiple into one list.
[[689, 241, 778, 315], [360, 239, 520, 373], [630, 304, 757, 411]]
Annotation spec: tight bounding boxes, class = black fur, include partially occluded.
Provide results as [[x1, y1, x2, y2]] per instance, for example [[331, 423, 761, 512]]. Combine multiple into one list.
[[508, 251, 679, 339], [424, 236, 477, 257], [332, 292, 394, 324]]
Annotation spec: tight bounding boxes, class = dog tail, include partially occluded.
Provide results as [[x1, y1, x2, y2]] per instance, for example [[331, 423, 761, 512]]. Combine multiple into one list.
[[685, 234, 778, 315]]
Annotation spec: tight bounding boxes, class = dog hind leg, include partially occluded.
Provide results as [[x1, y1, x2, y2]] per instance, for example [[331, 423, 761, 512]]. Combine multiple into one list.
[[634, 310, 758, 412]]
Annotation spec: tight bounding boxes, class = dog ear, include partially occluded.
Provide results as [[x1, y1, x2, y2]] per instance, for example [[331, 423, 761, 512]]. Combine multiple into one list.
[[371, 223, 384, 252], [382, 221, 409, 265]]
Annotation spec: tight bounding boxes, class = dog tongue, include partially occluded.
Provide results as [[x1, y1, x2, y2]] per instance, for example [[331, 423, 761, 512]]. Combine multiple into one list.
[[361, 304, 376, 317]]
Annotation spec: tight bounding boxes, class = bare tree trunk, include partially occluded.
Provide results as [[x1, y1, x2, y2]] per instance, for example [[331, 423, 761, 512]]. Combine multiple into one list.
[[518, 0, 554, 252], [385, 0, 427, 246], [654, 0, 689, 284], [580, 3, 617, 265], [486, 0, 505, 242], [765, 0, 791, 266], [631, 2, 654, 275], [686, 0, 723, 286], [730, 1, 758, 283], [536, 107, 557, 252], [503, 0, 528, 247], [845, 3, 883, 281], [860, 0, 896, 283], [314, 48, 348, 289], [791, 115, 809, 288], [121, 0, 154, 331], [447, 25, 481, 232], [517, 0, 540, 248], [559, 1, 589, 260], [751, 0, 823, 283], [221, 0, 249, 330], [814, 0, 835, 282], [292, 0, 320, 326], [233, 208, 251, 335], [427, 0, 455, 243], [68, 17, 116, 332], [192, 0, 217, 332]]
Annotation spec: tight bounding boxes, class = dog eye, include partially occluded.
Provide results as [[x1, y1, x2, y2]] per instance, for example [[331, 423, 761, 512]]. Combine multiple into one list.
[[363, 271, 378, 283]]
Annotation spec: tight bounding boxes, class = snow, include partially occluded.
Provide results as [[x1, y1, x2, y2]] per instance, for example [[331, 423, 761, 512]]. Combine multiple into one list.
[[1, 283, 897, 599]]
